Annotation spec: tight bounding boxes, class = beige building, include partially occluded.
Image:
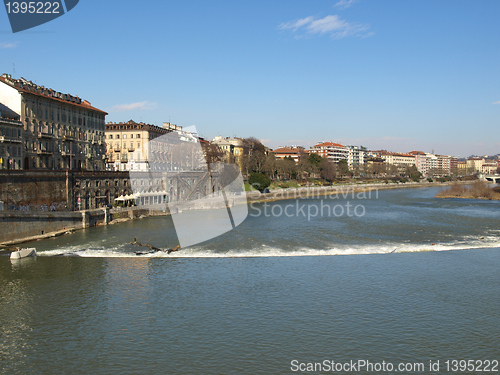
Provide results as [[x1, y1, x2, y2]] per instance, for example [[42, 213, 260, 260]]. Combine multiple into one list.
[[372, 150, 416, 170], [212, 136, 245, 169], [0, 74, 107, 171], [467, 157, 485, 172], [480, 162, 498, 175], [0, 110, 23, 170], [105, 120, 178, 171]]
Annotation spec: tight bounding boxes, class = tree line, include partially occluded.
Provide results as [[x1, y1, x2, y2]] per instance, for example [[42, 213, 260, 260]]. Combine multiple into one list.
[[203, 137, 424, 192]]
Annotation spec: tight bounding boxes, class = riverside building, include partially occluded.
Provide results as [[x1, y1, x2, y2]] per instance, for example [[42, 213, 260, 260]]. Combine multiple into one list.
[[105, 120, 179, 171], [0, 108, 23, 170], [0, 74, 107, 171], [271, 146, 306, 163], [310, 142, 349, 163]]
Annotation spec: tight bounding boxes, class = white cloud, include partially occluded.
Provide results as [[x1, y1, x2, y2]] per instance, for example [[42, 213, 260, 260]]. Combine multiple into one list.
[[110, 101, 156, 112], [492, 101, 500, 105], [279, 16, 315, 32], [334, 0, 358, 9], [0, 42, 17, 49], [279, 15, 371, 39]]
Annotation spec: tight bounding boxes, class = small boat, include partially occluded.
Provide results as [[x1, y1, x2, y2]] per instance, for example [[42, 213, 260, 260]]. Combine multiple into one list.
[[10, 248, 37, 259]]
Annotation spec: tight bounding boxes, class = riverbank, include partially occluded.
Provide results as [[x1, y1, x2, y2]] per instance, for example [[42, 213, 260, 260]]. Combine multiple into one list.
[[436, 181, 500, 201], [0, 180, 466, 248], [246, 180, 470, 203]]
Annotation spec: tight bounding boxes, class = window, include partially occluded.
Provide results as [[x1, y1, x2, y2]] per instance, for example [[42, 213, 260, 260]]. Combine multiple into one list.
[[116, 135, 120, 139], [123, 134, 127, 139], [136, 134, 140, 138], [109, 135, 113, 139]]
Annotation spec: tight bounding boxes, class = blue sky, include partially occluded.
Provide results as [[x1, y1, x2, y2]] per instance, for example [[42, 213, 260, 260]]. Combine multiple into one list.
[[1, 0, 499, 157]]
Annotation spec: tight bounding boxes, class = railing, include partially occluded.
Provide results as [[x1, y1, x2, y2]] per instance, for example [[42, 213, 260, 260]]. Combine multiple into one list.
[[0, 135, 22, 143], [0, 118, 22, 126]]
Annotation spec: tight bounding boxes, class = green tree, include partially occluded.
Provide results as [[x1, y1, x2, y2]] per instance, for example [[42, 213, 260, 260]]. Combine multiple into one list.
[[308, 153, 322, 166], [405, 165, 422, 182], [249, 172, 271, 192]]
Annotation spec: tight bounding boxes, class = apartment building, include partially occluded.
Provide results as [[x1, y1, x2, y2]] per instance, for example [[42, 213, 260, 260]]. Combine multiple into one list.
[[271, 146, 305, 163], [372, 150, 416, 170], [105, 120, 177, 171], [480, 162, 498, 175], [408, 151, 428, 176], [0, 74, 107, 171], [0, 109, 23, 170], [466, 157, 485, 172], [310, 142, 349, 163], [346, 145, 367, 169]]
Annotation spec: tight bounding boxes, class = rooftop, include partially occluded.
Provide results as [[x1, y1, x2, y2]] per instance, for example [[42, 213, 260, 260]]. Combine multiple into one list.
[[312, 141, 346, 148], [0, 73, 107, 114]]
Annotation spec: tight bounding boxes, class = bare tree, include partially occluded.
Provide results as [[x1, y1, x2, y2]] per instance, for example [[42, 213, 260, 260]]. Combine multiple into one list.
[[319, 158, 336, 182]]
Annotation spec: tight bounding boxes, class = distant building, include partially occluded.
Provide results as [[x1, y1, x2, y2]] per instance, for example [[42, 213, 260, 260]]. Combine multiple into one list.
[[310, 142, 349, 163], [425, 153, 438, 175], [0, 74, 107, 171], [480, 162, 498, 175], [467, 157, 485, 172], [457, 161, 467, 173], [212, 136, 245, 169], [346, 145, 367, 169], [371, 150, 416, 171], [105, 120, 177, 171], [409, 151, 428, 176], [271, 146, 305, 163]]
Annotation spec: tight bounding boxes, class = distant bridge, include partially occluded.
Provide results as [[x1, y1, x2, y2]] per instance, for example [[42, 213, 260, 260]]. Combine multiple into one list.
[[483, 175, 500, 184]]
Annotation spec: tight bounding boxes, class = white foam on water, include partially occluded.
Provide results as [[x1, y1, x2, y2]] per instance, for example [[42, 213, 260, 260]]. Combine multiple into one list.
[[36, 235, 500, 258]]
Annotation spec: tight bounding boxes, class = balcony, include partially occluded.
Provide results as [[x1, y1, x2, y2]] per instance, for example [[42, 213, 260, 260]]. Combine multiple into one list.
[[0, 135, 22, 143], [0, 118, 22, 126], [37, 148, 52, 155], [37, 131, 54, 139]]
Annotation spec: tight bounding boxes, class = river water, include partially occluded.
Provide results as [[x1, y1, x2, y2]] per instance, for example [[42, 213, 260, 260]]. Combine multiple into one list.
[[1, 186, 499, 374]]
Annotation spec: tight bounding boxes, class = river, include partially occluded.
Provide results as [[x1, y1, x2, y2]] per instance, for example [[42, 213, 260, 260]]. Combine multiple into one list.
[[1, 186, 499, 374]]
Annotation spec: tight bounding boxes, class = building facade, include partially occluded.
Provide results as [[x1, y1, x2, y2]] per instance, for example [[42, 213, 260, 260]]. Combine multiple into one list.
[[212, 136, 245, 169], [346, 145, 367, 169], [0, 74, 107, 171], [467, 157, 485, 172], [271, 146, 305, 163], [372, 150, 416, 171], [409, 151, 428, 176], [310, 142, 349, 163], [0, 113, 23, 170], [105, 120, 176, 171]]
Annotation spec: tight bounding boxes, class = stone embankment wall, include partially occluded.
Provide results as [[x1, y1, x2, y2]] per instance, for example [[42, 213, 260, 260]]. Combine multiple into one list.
[[0, 207, 164, 245], [0, 209, 110, 245]]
